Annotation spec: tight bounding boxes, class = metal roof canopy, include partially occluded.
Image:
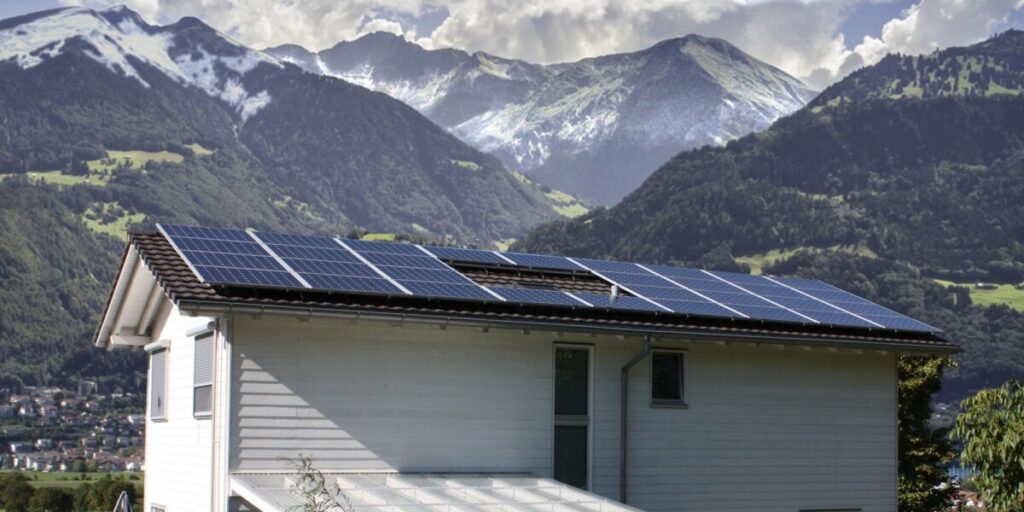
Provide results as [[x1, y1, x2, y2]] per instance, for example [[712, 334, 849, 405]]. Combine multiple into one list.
[[230, 472, 643, 512]]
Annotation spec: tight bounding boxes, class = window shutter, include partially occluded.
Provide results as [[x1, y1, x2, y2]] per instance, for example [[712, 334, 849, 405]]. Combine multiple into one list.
[[150, 349, 167, 419], [194, 334, 214, 387], [193, 333, 214, 416]]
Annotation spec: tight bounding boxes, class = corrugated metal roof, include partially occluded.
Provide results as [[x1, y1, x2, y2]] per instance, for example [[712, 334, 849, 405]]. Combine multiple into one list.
[[109, 231, 958, 353], [231, 472, 643, 512]]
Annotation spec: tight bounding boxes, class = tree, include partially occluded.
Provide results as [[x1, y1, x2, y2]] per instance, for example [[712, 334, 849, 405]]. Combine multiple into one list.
[[898, 356, 957, 512], [28, 488, 72, 512], [952, 380, 1024, 512], [87, 475, 137, 511], [0, 472, 34, 512]]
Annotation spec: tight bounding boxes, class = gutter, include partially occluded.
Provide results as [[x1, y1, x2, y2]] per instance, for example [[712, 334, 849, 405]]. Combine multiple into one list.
[[175, 299, 959, 355], [619, 335, 652, 503]]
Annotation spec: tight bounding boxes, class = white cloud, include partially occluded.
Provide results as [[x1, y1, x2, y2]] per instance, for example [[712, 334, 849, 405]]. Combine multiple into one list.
[[60, 0, 1022, 87]]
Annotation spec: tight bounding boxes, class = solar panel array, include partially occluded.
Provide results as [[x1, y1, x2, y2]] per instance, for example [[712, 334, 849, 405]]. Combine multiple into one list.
[[157, 224, 938, 333]]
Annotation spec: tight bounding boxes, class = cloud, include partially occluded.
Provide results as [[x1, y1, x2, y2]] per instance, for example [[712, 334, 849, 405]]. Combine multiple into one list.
[[61, 0, 1021, 87]]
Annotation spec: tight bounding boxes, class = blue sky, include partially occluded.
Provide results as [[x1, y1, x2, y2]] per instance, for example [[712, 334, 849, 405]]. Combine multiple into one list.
[[3, 0, 1022, 89]]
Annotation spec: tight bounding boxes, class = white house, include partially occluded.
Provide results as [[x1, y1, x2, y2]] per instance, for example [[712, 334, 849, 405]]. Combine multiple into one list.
[[94, 225, 957, 512]]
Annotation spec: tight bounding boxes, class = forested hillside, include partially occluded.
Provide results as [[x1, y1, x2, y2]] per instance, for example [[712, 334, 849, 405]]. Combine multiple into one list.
[[519, 31, 1024, 402], [0, 6, 570, 392]]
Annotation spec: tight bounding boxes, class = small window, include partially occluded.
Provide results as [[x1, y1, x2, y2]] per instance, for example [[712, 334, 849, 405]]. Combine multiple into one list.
[[651, 351, 686, 407], [193, 333, 214, 417], [151, 506, 166, 512], [150, 349, 168, 420]]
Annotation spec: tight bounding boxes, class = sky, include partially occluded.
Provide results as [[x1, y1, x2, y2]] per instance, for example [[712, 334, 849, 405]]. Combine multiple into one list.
[[3, 0, 1023, 89]]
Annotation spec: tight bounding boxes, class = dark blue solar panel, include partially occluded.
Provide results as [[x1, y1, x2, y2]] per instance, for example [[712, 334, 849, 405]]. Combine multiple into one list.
[[185, 252, 282, 271], [737, 279, 880, 329], [345, 243, 497, 301], [360, 252, 451, 270], [159, 224, 305, 289], [401, 281, 496, 300], [267, 244, 361, 263], [174, 237, 267, 256], [302, 274, 404, 294], [196, 267, 301, 287], [573, 293, 665, 312], [573, 259, 745, 318], [572, 258, 647, 274], [343, 239, 425, 255], [775, 276, 938, 332], [256, 232, 343, 249], [646, 265, 810, 324], [425, 246, 509, 266], [253, 232, 404, 296], [490, 287, 584, 306], [503, 253, 582, 271]]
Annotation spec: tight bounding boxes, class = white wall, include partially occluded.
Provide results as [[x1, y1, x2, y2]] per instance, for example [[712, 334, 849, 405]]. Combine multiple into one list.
[[229, 315, 897, 512], [144, 308, 216, 512]]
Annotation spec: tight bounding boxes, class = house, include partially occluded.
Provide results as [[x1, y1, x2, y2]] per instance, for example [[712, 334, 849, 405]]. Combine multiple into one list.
[[94, 225, 958, 512]]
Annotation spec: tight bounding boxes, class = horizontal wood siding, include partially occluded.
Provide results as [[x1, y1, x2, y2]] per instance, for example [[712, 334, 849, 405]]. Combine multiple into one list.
[[621, 342, 896, 512], [229, 316, 896, 512], [230, 317, 553, 473], [144, 308, 216, 512]]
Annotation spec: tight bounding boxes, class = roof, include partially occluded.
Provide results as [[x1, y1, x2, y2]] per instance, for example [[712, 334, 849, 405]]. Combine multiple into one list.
[[107, 230, 959, 353], [230, 472, 642, 512]]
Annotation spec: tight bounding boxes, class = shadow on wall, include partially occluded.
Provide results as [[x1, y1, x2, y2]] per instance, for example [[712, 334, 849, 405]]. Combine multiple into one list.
[[228, 317, 555, 473]]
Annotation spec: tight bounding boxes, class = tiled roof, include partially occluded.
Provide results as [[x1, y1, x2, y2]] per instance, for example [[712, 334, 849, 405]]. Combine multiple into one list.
[[129, 231, 958, 352]]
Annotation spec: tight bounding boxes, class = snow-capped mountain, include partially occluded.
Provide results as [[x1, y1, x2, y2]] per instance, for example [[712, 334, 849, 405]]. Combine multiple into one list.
[[267, 33, 817, 203], [0, 5, 568, 242], [0, 5, 280, 120]]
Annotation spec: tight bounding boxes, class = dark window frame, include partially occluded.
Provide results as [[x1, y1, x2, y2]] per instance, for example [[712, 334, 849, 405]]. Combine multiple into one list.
[[650, 350, 687, 408]]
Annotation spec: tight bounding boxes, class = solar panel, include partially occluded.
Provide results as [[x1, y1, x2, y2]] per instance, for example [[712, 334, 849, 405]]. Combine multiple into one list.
[[734, 277, 883, 329], [571, 292, 666, 312], [770, 276, 938, 332], [489, 287, 587, 307], [424, 246, 511, 266], [644, 265, 813, 325], [252, 232, 405, 296], [344, 241, 501, 302], [158, 224, 305, 289], [502, 253, 583, 271], [343, 239, 424, 255], [571, 258, 741, 318], [158, 225, 939, 336]]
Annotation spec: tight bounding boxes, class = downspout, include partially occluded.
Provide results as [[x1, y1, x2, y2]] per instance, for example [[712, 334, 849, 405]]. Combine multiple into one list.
[[620, 335, 652, 504]]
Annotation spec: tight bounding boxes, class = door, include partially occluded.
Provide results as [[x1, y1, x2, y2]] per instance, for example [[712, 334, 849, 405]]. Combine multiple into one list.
[[553, 345, 591, 489]]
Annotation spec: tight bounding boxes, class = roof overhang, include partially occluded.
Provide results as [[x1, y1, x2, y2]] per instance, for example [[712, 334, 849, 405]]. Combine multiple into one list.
[[93, 244, 172, 350], [178, 299, 960, 355]]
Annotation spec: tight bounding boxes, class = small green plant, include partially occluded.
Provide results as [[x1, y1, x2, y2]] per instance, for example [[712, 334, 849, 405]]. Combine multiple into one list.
[[283, 455, 353, 512]]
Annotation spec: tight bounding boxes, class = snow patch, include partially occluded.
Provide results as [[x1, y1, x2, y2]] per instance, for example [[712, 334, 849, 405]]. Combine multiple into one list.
[[0, 6, 276, 120]]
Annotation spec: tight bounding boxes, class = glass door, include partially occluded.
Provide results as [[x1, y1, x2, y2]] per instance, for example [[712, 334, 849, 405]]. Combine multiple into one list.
[[553, 345, 591, 489]]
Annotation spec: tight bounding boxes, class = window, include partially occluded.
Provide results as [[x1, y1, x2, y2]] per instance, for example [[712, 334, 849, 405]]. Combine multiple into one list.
[[651, 351, 686, 407], [193, 333, 214, 417], [150, 349, 168, 420], [151, 506, 166, 512]]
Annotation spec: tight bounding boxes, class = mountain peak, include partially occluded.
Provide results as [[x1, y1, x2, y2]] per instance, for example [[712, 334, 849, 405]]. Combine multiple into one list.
[[0, 4, 279, 119]]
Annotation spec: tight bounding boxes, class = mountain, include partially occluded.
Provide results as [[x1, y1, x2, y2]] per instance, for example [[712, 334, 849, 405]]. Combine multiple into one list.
[[267, 33, 816, 204], [0, 5, 574, 391], [517, 30, 1024, 403]]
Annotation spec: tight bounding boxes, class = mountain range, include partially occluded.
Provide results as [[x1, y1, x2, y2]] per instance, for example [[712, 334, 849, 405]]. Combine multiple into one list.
[[518, 30, 1024, 402], [0, 5, 577, 390], [267, 32, 816, 204]]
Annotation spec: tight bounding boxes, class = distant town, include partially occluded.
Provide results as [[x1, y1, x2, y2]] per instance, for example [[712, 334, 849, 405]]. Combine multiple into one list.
[[0, 381, 144, 473]]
